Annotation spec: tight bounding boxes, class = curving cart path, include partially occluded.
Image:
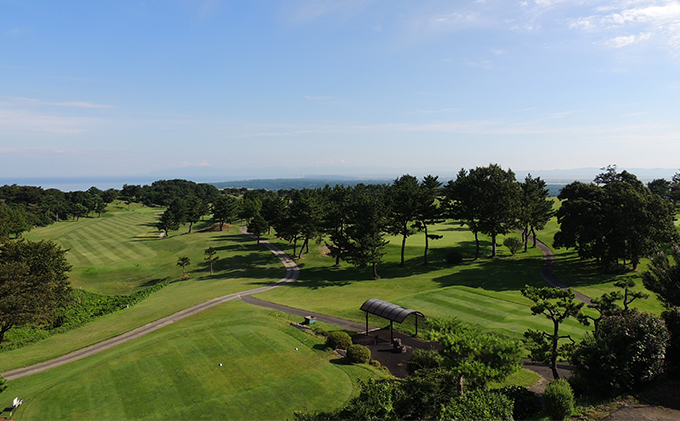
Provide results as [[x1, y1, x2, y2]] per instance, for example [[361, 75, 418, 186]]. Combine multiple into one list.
[[1, 228, 299, 381], [3, 228, 587, 381], [534, 238, 591, 304]]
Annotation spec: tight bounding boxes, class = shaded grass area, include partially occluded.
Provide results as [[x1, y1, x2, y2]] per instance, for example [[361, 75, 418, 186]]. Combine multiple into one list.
[[2, 301, 386, 421]]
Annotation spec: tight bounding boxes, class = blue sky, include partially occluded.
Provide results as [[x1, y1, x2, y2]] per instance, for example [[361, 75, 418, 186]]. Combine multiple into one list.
[[2, 0, 680, 180]]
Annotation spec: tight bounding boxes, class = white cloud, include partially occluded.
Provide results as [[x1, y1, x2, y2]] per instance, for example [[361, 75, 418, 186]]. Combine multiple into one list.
[[569, 1, 680, 52], [606, 32, 652, 47]]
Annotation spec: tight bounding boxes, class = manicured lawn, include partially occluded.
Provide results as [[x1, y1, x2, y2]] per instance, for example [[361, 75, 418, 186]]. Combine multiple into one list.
[[2, 301, 385, 421], [254, 222, 588, 339]]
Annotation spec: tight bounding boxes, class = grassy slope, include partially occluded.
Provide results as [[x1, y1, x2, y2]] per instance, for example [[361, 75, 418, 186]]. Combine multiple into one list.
[[2, 203, 287, 371], [4, 301, 385, 421]]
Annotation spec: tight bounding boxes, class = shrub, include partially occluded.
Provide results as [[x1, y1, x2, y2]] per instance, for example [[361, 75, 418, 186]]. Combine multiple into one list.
[[440, 389, 513, 421], [571, 310, 670, 395], [326, 331, 352, 350], [663, 307, 680, 377], [347, 344, 371, 364], [502, 236, 523, 255], [544, 379, 574, 420], [498, 385, 541, 420], [407, 348, 444, 375], [445, 249, 463, 265], [312, 325, 328, 338]]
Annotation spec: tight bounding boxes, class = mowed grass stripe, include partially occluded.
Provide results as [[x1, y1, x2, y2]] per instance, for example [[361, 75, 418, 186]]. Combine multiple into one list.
[[58, 233, 106, 267], [402, 287, 589, 339]]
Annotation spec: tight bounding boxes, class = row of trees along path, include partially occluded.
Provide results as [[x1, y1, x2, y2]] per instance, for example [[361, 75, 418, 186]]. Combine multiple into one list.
[[2, 225, 582, 381]]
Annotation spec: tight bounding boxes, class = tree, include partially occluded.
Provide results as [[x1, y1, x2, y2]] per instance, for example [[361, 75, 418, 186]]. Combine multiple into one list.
[[211, 195, 239, 230], [248, 212, 268, 244], [322, 184, 353, 266], [522, 286, 584, 379], [642, 245, 680, 308], [204, 247, 218, 275], [519, 174, 554, 251], [156, 209, 180, 237], [412, 175, 445, 265], [555, 167, 678, 271], [446, 165, 520, 258], [0, 239, 72, 345], [176, 256, 190, 277], [578, 279, 647, 333], [387, 175, 420, 266], [342, 184, 390, 279], [185, 196, 206, 233]]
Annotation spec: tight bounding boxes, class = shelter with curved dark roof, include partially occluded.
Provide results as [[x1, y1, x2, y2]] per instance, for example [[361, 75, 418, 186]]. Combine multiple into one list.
[[360, 298, 425, 340]]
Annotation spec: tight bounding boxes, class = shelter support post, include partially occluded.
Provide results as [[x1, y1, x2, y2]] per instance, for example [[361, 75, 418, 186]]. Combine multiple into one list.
[[366, 312, 369, 335], [390, 320, 394, 342]]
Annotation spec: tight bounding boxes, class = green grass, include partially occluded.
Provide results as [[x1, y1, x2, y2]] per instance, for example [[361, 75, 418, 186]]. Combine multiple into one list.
[[2, 301, 386, 421], [254, 222, 588, 339]]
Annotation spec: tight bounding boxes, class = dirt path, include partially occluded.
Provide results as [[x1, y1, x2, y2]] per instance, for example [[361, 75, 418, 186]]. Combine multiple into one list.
[[1, 228, 299, 381]]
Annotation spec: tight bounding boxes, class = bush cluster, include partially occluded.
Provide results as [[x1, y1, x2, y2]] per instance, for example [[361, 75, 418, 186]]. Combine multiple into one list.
[[498, 385, 541, 420], [571, 310, 669, 395], [1, 281, 170, 351], [663, 307, 680, 377], [346, 344, 371, 364], [406, 348, 444, 375], [440, 389, 513, 421], [325, 331, 352, 350], [544, 379, 574, 420]]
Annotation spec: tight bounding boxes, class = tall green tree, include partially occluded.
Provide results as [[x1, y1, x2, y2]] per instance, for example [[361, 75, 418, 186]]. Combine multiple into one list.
[[176, 256, 190, 276], [555, 167, 678, 270], [413, 175, 444, 265], [211, 194, 239, 230], [387, 175, 421, 266], [321, 184, 353, 266], [522, 286, 584, 379], [642, 245, 680, 309], [0, 239, 72, 345], [248, 212, 268, 244], [446, 165, 520, 258], [204, 247, 218, 275], [519, 174, 554, 251], [343, 184, 390, 279]]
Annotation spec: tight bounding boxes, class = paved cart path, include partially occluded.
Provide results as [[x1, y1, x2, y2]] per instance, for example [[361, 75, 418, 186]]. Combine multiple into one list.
[[1, 228, 299, 381], [535, 238, 591, 304]]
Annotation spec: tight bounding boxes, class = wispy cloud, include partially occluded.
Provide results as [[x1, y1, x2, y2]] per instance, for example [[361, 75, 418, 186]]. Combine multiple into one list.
[[7, 97, 116, 109]]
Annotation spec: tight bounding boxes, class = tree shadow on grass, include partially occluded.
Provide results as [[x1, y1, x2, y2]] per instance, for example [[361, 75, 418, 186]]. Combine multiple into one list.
[[138, 276, 172, 288]]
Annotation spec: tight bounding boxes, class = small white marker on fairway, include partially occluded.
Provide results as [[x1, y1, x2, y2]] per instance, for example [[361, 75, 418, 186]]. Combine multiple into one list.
[[295, 348, 298, 351], [219, 363, 223, 367]]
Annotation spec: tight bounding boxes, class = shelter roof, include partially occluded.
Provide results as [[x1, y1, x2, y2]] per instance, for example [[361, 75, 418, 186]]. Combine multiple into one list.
[[360, 298, 424, 324]]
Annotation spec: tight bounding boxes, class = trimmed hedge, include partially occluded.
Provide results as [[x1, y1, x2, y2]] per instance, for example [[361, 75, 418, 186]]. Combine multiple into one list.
[[326, 331, 352, 350], [347, 344, 371, 364]]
